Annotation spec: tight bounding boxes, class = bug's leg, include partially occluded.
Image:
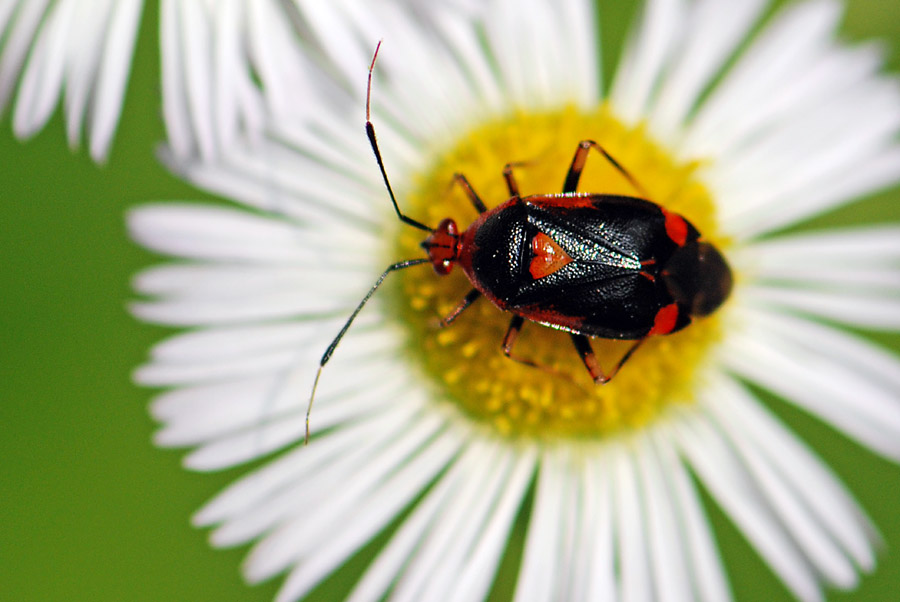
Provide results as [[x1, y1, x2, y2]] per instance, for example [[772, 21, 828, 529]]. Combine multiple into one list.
[[501, 314, 558, 372], [440, 288, 482, 327], [502, 161, 531, 197], [563, 140, 650, 198], [501, 315, 541, 368], [448, 173, 488, 214], [570, 334, 647, 384]]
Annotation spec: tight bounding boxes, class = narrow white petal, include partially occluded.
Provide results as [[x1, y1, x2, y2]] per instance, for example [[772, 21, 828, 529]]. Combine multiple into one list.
[[636, 433, 692, 602], [193, 409, 416, 526], [160, 0, 193, 158], [447, 446, 536, 602], [345, 443, 471, 602], [610, 0, 687, 125], [746, 226, 900, 266], [153, 363, 404, 448], [127, 204, 312, 263], [272, 429, 461, 602], [0, 2, 20, 37], [133, 264, 364, 300], [136, 346, 300, 387], [673, 412, 823, 602], [555, 0, 599, 108], [744, 284, 900, 330], [514, 447, 565, 602], [394, 441, 510, 602], [12, 0, 72, 137], [709, 376, 879, 572], [292, 0, 368, 91], [218, 406, 438, 547], [648, 0, 768, 142], [88, 0, 141, 161], [651, 427, 733, 602], [685, 41, 885, 160], [244, 414, 451, 584], [64, 0, 112, 147], [430, 5, 504, 113], [743, 226, 900, 293], [703, 383, 859, 588], [582, 450, 616, 600], [0, 0, 49, 111], [614, 442, 652, 602], [178, 0, 216, 160], [724, 308, 900, 459], [684, 0, 843, 154]]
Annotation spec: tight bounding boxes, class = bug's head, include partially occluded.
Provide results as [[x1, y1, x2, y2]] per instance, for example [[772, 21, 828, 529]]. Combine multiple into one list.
[[421, 218, 460, 275], [663, 241, 733, 318]]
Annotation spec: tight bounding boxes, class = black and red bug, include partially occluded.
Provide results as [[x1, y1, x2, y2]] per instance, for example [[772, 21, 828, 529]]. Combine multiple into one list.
[[305, 43, 733, 441]]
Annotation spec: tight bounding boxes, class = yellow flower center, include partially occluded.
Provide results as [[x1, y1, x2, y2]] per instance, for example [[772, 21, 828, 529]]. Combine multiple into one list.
[[391, 105, 728, 440]]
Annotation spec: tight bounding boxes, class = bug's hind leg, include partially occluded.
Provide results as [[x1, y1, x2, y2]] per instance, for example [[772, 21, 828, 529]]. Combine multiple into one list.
[[501, 316, 571, 380], [563, 140, 650, 198], [440, 288, 481, 327], [502, 315, 539, 368], [570, 334, 647, 384]]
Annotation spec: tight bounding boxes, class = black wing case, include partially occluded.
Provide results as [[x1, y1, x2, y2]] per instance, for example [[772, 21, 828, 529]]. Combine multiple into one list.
[[469, 195, 682, 339]]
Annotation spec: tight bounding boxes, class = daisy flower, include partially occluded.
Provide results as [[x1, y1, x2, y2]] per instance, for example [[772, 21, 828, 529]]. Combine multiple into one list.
[[129, 0, 900, 601], [0, 0, 474, 162]]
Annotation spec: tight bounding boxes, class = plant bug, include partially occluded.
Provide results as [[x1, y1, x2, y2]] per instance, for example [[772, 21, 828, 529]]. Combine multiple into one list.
[[305, 42, 733, 443]]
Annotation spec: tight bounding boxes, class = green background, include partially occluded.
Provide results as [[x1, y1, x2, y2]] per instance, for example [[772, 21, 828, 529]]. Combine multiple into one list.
[[1, 1, 899, 601]]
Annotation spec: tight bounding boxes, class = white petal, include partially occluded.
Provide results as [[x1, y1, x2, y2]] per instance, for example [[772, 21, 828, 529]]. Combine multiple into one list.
[[514, 446, 565, 602], [684, 0, 844, 156], [635, 432, 692, 602], [723, 308, 900, 459], [247, 417, 455, 592], [614, 442, 653, 602], [708, 377, 879, 572], [648, 0, 768, 143], [128, 204, 313, 263], [393, 440, 510, 601], [446, 446, 536, 602], [651, 427, 732, 602], [270, 428, 459, 601], [88, 0, 141, 160], [704, 381, 860, 588], [610, 0, 688, 125], [582, 450, 617, 600], [742, 226, 900, 292], [744, 284, 900, 330], [673, 411, 823, 602], [193, 408, 419, 526], [12, 0, 72, 138]]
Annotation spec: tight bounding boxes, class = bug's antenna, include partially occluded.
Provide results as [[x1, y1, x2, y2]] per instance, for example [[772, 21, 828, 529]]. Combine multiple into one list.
[[306, 258, 431, 444], [365, 41, 433, 233]]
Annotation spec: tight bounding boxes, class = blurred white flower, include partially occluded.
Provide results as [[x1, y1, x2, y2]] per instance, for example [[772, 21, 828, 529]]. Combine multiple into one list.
[[131, 0, 900, 601], [0, 0, 478, 161]]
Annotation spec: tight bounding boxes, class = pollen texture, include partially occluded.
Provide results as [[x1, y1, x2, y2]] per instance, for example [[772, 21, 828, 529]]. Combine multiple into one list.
[[392, 106, 729, 440]]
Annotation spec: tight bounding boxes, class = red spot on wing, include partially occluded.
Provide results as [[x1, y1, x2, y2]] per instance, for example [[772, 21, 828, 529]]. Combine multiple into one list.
[[648, 303, 679, 336], [661, 208, 688, 247], [529, 232, 573, 280]]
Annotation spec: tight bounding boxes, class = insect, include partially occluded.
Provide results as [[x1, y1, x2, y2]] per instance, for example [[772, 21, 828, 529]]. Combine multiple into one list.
[[305, 42, 733, 442]]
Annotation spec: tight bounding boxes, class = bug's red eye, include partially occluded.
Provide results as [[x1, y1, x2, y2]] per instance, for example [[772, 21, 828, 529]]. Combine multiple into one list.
[[421, 218, 459, 275]]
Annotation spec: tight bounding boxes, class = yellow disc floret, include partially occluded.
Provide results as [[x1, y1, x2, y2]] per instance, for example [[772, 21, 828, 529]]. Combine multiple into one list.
[[391, 105, 728, 440]]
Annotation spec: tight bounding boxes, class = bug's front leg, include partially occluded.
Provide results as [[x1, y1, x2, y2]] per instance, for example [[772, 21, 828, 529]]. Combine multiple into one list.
[[439, 288, 481, 327]]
